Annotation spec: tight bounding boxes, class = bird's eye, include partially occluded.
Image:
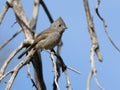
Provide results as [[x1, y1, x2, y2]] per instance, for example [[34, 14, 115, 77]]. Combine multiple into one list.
[[59, 24, 61, 27]]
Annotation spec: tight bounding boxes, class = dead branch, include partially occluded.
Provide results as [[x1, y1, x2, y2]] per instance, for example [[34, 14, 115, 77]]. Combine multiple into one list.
[[0, 29, 22, 49], [64, 70, 72, 90], [83, 0, 102, 62], [67, 66, 80, 74], [86, 45, 103, 90], [53, 40, 62, 90], [83, 0, 103, 90], [29, 0, 40, 31], [40, 1, 54, 23], [48, 49, 79, 90], [86, 70, 92, 90], [0, 1, 10, 24], [87, 45, 104, 90], [5, 49, 36, 90], [31, 52, 46, 90], [95, 0, 120, 52], [50, 51, 60, 90], [0, 43, 24, 77], [7, 0, 33, 38], [27, 63, 38, 90]]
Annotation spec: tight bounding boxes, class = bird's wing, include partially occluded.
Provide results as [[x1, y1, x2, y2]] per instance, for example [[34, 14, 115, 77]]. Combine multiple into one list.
[[18, 28, 55, 59]]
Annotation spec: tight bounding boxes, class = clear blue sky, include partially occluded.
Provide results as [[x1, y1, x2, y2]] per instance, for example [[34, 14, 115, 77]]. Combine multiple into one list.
[[0, 0, 120, 90]]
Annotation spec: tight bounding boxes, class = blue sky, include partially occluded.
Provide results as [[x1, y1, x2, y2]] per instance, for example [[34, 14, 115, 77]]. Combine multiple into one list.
[[0, 0, 120, 90]]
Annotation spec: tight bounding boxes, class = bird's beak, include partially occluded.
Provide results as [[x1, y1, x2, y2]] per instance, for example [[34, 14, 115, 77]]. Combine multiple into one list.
[[64, 26, 67, 29], [65, 27, 68, 29]]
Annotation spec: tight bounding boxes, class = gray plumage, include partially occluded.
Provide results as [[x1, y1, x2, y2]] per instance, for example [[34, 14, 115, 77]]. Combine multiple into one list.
[[18, 17, 67, 59]]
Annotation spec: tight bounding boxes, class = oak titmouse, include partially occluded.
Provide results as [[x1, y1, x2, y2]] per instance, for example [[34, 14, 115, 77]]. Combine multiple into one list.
[[18, 17, 67, 59]]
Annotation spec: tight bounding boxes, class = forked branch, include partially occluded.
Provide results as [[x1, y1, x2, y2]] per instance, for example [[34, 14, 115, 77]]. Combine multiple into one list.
[[83, 0, 103, 90]]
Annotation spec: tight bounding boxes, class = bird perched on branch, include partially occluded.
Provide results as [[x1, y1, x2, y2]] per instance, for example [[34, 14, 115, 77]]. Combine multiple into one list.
[[18, 17, 67, 59]]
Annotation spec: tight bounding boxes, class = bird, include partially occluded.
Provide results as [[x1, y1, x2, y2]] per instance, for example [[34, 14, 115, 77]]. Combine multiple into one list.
[[18, 17, 67, 59]]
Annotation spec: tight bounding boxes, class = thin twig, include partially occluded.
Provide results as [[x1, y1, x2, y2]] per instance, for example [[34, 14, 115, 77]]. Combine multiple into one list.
[[67, 66, 80, 75], [94, 75, 104, 90], [46, 50, 80, 75], [95, 0, 120, 52], [0, 70, 13, 81], [27, 63, 38, 90], [0, 29, 22, 49], [11, 20, 17, 27], [0, 2, 9, 24]]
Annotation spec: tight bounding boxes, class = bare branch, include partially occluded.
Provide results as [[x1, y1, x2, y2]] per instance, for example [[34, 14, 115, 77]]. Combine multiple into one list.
[[53, 41, 62, 90], [67, 66, 80, 75], [0, 2, 10, 24], [50, 52, 60, 90], [86, 70, 92, 90], [0, 70, 13, 81], [0, 43, 24, 77], [7, 0, 33, 38], [83, 0, 103, 61], [11, 20, 17, 27], [31, 52, 46, 90], [94, 75, 104, 90], [95, 0, 120, 52], [83, 0, 104, 89], [87, 45, 104, 90], [5, 49, 36, 90], [27, 63, 38, 90], [12, 0, 31, 32], [0, 0, 41, 50], [29, 0, 41, 31], [64, 70, 72, 90], [0, 29, 22, 49], [6, 68, 18, 90], [91, 45, 104, 90], [40, 1, 54, 23]]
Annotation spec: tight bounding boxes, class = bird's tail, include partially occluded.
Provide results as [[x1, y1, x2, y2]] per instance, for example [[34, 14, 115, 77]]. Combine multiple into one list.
[[18, 46, 32, 59]]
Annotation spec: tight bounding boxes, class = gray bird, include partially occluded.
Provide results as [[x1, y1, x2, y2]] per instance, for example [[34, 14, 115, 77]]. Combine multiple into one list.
[[18, 17, 67, 59]]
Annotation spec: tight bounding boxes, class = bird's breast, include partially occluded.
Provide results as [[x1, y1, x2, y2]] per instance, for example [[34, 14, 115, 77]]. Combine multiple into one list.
[[35, 32, 61, 50]]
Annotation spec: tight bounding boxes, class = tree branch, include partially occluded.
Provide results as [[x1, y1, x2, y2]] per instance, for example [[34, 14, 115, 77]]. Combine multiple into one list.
[[5, 49, 36, 90], [0, 1, 10, 24], [40, 1, 54, 23], [29, 0, 46, 90], [83, 0, 104, 90], [95, 0, 120, 52], [27, 63, 38, 90], [83, 0, 103, 62], [87, 45, 104, 90], [0, 29, 22, 49], [64, 70, 72, 90], [50, 51, 60, 90], [0, 43, 24, 77]]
